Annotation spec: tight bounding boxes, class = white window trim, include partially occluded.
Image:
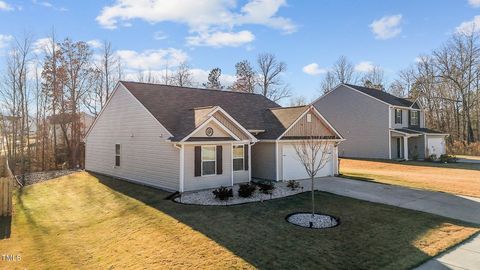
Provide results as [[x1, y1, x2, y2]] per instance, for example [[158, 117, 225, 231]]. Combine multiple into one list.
[[201, 145, 217, 176], [395, 109, 402, 124], [306, 113, 312, 123], [410, 111, 419, 126], [233, 144, 245, 171], [115, 143, 121, 167]]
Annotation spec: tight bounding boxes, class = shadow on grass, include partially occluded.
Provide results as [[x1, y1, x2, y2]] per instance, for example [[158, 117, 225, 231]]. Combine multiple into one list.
[[94, 173, 478, 270], [0, 216, 11, 239], [341, 157, 480, 171]]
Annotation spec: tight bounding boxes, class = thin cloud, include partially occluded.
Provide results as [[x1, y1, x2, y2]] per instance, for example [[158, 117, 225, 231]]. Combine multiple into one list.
[[370, 14, 403, 40], [354, 61, 375, 72], [456, 15, 480, 35], [302, 63, 327, 76], [186, 30, 255, 47], [0, 1, 13, 11]]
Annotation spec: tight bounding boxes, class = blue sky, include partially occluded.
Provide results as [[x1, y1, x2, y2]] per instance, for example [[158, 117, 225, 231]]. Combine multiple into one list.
[[0, 0, 479, 104]]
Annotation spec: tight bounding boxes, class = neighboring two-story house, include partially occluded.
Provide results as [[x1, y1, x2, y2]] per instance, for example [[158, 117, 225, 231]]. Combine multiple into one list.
[[313, 84, 448, 160]]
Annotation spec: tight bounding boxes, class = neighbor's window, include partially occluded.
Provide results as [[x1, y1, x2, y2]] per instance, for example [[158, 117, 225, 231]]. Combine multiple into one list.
[[233, 145, 244, 171], [306, 113, 312, 123], [410, 111, 419, 126], [202, 146, 216, 175], [395, 109, 402, 124], [115, 144, 121, 166]]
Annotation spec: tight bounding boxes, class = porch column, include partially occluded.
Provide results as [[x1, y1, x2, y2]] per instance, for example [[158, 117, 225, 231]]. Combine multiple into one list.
[[403, 136, 409, 161]]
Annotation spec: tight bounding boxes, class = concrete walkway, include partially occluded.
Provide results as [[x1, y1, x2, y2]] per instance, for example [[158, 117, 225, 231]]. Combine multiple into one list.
[[314, 177, 480, 270]]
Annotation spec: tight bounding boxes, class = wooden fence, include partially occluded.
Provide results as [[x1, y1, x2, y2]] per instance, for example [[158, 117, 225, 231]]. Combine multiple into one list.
[[0, 159, 17, 216]]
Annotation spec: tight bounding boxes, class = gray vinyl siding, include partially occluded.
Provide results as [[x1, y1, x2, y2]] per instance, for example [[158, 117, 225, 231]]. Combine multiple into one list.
[[251, 142, 276, 180], [314, 85, 390, 159], [85, 84, 180, 191], [408, 136, 425, 159], [183, 144, 232, 191]]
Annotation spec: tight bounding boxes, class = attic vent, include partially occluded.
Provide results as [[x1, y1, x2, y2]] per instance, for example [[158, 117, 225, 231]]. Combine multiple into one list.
[[306, 113, 312, 123]]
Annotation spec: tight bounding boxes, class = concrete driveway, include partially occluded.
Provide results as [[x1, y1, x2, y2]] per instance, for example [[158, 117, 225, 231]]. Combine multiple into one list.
[[315, 177, 480, 224], [313, 177, 480, 270]]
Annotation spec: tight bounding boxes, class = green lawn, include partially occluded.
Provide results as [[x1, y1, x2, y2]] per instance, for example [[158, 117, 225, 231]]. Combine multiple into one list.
[[0, 172, 478, 269]]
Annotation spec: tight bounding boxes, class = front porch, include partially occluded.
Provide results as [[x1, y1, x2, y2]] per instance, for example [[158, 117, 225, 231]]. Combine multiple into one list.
[[390, 129, 425, 160]]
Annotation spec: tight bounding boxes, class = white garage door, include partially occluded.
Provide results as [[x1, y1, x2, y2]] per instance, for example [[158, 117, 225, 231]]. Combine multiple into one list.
[[282, 144, 333, 181], [427, 137, 446, 157]]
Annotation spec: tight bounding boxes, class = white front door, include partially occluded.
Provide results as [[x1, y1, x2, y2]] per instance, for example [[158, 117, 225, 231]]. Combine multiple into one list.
[[282, 144, 333, 181]]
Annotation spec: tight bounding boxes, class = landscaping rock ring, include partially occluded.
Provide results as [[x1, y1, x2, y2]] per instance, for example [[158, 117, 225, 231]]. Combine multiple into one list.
[[286, 212, 339, 229]]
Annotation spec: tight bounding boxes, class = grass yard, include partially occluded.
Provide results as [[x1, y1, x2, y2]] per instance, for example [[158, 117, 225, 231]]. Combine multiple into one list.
[[0, 172, 478, 269], [340, 158, 480, 198]]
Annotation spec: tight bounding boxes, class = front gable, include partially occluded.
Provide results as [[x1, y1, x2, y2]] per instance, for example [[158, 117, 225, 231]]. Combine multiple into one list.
[[189, 120, 233, 140], [283, 110, 335, 138], [278, 106, 343, 140]]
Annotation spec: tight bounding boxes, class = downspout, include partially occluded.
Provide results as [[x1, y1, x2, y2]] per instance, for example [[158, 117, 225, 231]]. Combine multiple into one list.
[[174, 143, 184, 193]]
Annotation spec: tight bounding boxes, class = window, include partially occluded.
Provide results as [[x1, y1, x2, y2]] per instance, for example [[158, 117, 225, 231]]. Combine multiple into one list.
[[233, 145, 244, 171], [115, 144, 121, 166], [410, 111, 419, 126], [306, 113, 312, 123], [394, 109, 402, 124], [201, 146, 216, 175]]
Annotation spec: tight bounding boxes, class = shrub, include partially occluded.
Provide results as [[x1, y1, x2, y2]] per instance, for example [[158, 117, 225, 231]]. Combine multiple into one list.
[[286, 180, 300, 190], [257, 182, 275, 194], [426, 154, 437, 162], [238, 183, 256, 198], [212, 186, 233, 200], [440, 154, 457, 163], [447, 155, 458, 163]]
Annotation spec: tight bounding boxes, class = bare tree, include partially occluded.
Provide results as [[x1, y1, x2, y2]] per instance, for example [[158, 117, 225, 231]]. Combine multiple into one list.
[[320, 56, 357, 94], [203, 68, 223, 89], [289, 96, 308, 106], [257, 53, 291, 102], [293, 128, 333, 218], [361, 66, 385, 90], [172, 61, 193, 87]]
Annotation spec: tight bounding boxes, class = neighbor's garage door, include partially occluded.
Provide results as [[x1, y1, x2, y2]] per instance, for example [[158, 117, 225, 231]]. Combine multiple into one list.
[[282, 143, 333, 181], [427, 136, 446, 157]]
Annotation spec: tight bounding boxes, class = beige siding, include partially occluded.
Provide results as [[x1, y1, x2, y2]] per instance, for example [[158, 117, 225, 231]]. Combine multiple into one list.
[[284, 111, 334, 137], [213, 112, 250, 140], [183, 144, 232, 191], [191, 121, 231, 138], [85, 85, 180, 191], [251, 142, 276, 180]]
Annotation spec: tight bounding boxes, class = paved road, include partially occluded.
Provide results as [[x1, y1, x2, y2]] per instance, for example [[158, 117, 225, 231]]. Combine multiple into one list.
[[313, 177, 480, 270]]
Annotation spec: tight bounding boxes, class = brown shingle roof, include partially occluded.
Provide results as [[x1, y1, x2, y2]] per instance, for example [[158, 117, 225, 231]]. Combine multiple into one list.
[[121, 81, 286, 140]]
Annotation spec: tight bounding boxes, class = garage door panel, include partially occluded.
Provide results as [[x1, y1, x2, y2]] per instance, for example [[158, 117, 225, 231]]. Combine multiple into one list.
[[282, 144, 333, 181]]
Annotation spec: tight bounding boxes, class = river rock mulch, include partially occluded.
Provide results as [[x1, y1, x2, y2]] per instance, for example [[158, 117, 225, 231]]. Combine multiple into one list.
[[18, 169, 79, 186], [286, 213, 339, 229], [174, 180, 313, 206]]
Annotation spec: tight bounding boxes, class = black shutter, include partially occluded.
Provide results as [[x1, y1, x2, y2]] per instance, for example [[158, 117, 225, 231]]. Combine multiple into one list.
[[194, 146, 201, 177], [244, 144, 249, 170], [216, 146, 223, 174], [408, 111, 411, 126]]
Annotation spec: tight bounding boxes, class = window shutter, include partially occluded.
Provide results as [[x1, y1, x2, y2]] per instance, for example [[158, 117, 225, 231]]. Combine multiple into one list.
[[244, 144, 249, 170], [216, 146, 223, 174], [194, 146, 201, 177]]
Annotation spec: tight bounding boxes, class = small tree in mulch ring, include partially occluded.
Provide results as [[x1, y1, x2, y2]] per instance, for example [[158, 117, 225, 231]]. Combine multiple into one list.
[[291, 119, 337, 219]]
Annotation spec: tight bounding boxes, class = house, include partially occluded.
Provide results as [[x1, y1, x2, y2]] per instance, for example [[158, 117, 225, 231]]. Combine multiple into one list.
[[84, 81, 343, 192], [313, 84, 448, 160]]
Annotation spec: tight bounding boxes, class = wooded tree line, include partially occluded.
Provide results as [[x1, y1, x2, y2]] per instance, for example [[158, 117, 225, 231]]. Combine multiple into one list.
[[0, 33, 291, 180]]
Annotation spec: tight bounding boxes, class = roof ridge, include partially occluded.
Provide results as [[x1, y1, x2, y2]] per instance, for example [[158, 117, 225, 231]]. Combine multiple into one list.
[[120, 80, 267, 97], [269, 105, 308, 110]]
